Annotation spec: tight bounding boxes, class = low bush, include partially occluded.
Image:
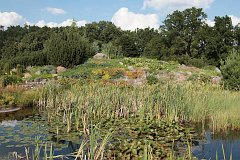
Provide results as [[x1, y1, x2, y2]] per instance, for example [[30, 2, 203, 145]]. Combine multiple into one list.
[[221, 51, 240, 90], [1, 75, 22, 87], [147, 75, 159, 85]]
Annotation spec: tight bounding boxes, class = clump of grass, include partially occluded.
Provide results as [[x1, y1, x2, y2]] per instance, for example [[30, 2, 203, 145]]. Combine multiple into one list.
[[39, 81, 240, 132]]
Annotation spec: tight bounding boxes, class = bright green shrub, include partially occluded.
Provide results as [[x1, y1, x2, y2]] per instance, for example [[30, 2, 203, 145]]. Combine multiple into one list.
[[221, 51, 240, 90]]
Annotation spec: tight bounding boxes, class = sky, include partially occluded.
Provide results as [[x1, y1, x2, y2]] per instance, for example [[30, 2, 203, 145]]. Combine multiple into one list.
[[0, 0, 240, 30]]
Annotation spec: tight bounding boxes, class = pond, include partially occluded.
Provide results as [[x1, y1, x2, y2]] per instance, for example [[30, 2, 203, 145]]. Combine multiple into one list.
[[193, 128, 240, 159], [0, 107, 80, 160], [1, 107, 240, 160]]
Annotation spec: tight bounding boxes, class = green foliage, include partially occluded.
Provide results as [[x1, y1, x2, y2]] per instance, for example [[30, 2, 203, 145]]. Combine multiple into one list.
[[61, 58, 126, 81], [123, 58, 164, 73], [3, 63, 11, 75], [144, 36, 165, 59], [44, 28, 94, 67], [147, 75, 159, 85], [0, 9, 239, 69], [102, 42, 121, 58], [0, 93, 15, 106], [1, 75, 22, 87], [117, 34, 139, 57], [160, 7, 207, 58], [221, 51, 240, 90], [187, 73, 211, 83], [16, 64, 24, 77], [178, 55, 207, 68]]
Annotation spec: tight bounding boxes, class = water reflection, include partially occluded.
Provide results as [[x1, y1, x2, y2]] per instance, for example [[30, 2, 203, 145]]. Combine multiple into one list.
[[0, 120, 18, 127], [0, 107, 79, 159], [193, 129, 240, 159]]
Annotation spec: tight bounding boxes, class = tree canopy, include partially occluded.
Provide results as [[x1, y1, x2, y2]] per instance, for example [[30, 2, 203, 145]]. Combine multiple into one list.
[[0, 7, 240, 69]]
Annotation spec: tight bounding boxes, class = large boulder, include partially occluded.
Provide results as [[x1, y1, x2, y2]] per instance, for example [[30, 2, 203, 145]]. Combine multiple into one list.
[[57, 66, 67, 74], [93, 53, 108, 59]]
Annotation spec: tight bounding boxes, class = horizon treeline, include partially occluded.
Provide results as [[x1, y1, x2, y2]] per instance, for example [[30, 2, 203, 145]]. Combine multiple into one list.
[[0, 7, 240, 69]]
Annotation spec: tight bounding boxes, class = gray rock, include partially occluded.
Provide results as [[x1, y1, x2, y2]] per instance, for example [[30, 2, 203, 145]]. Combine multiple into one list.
[[35, 71, 41, 75], [127, 66, 135, 71], [23, 73, 32, 79], [57, 66, 67, 74], [93, 53, 108, 59], [26, 66, 32, 71], [215, 67, 221, 73]]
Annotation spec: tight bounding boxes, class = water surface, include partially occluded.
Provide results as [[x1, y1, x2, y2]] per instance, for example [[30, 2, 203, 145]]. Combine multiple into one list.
[[0, 107, 80, 159]]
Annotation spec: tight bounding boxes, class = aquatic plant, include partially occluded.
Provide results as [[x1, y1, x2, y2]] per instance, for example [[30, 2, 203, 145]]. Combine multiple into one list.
[[39, 81, 240, 132]]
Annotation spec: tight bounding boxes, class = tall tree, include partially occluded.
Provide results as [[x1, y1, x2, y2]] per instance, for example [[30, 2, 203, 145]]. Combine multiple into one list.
[[117, 33, 138, 57], [85, 21, 122, 44], [44, 27, 94, 67], [160, 7, 207, 58]]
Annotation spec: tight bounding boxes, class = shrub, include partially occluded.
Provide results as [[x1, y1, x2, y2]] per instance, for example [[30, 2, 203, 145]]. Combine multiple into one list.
[[2, 75, 22, 87], [178, 55, 206, 68], [147, 75, 159, 85], [3, 63, 11, 75], [16, 64, 24, 77], [221, 51, 240, 90]]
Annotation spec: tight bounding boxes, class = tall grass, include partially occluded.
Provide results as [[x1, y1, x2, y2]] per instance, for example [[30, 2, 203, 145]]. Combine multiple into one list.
[[38, 81, 240, 132]]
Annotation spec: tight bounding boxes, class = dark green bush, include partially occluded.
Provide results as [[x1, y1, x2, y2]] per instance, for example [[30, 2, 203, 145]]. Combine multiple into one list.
[[221, 51, 240, 90], [147, 75, 159, 85], [16, 64, 24, 77], [2, 75, 23, 87], [178, 55, 207, 68]]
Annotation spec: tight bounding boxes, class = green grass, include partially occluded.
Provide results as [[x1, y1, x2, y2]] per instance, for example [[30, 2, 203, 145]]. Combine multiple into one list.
[[39, 80, 240, 132]]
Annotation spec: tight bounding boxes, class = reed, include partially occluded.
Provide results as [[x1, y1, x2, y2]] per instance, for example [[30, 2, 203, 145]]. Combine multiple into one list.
[[38, 81, 240, 132]]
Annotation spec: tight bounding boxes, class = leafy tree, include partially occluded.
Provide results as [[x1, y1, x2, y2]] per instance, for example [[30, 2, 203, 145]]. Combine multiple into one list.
[[134, 28, 160, 55], [44, 28, 94, 67], [221, 51, 240, 90], [85, 21, 122, 43], [160, 7, 207, 59], [102, 42, 121, 58], [213, 16, 234, 63], [144, 36, 166, 59], [234, 24, 240, 51], [117, 34, 138, 57]]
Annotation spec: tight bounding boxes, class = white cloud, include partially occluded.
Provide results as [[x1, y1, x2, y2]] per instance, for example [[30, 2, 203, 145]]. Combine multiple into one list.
[[0, 12, 24, 27], [32, 19, 87, 28], [205, 19, 214, 27], [44, 7, 66, 15], [143, 0, 214, 11], [111, 7, 159, 31], [204, 15, 240, 27], [229, 15, 240, 26]]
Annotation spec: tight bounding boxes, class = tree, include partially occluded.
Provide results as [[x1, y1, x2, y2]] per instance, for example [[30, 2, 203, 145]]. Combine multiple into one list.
[[44, 28, 94, 67], [160, 7, 207, 59], [134, 28, 160, 56], [117, 34, 138, 57], [234, 24, 240, 51], [102, 42, 120, 58], [85, 21, 122, 44], [144, 36, 166, 59], [221, 51, 240, 90], [213, 16, 234, 63]]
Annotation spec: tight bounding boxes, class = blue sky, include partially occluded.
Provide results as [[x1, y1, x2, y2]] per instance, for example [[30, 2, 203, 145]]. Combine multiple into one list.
[[1, 0, 240, 30]]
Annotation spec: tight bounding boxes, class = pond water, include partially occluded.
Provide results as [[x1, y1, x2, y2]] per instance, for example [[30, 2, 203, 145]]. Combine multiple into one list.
[[0, 107, 80, 160], [193, 129, 240, 159], [1, 108, 240, 160]]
